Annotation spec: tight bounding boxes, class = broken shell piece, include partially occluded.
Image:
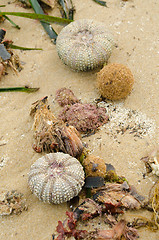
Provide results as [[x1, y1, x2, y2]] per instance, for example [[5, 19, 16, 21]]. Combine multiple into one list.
[[142, 149, 159, 177], [149, 149, 159, 176], [0, 204, 12, 216], [30, 96, 84, 157], [83, 154, 106, 177]]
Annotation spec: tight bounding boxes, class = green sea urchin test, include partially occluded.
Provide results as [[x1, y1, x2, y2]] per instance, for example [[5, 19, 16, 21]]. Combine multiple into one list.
[[56, 19, 115, 71]]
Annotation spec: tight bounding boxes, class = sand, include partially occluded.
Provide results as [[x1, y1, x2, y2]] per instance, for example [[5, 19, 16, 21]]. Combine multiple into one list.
[[0, 0, 159, 239]]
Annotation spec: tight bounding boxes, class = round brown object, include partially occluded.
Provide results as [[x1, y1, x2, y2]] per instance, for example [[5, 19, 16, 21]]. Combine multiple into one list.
[[83, 155, 106, 177], [97, 63, 134, 100]]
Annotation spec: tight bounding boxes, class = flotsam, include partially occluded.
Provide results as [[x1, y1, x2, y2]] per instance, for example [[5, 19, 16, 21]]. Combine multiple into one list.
[[83, 154, 106, 177], [58, 103, 109, 133], [97, 63, 134, 100]]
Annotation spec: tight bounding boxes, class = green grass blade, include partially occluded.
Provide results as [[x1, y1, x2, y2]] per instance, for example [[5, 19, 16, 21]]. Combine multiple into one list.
[[58, 0, 74, 20], [29, 0, 58, 42], [58, 0, 67, 19], [9, 43, 42, 50], [3, 15, 20, 29], [0, 86, 39, 93], [92, 0, 107, 7], [0, 12, 72, 24]]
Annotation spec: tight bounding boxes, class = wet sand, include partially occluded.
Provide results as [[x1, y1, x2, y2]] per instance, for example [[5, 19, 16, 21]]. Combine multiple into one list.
[[0, 0, 159, 239]]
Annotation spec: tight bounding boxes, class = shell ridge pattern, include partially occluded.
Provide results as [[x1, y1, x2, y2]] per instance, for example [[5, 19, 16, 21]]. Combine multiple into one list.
[[56, 19, 114, 71], [60, 175, 78, 200], [28, 152, 85, 204]]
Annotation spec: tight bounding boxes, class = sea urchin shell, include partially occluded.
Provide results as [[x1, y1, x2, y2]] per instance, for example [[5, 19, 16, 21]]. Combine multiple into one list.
[[28, 152, 85, 204], [56, 19, 115, 71]]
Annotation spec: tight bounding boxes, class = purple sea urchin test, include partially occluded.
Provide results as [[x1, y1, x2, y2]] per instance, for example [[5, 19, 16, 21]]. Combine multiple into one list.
[[28, 152, 85, 204]]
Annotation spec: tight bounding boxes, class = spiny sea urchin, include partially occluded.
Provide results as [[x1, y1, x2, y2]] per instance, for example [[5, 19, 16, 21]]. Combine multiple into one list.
[[28, 152, 85, 204], [56, 19, 115, 71]]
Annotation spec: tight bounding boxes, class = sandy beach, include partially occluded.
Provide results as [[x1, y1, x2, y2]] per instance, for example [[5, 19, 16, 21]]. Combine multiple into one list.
[[0, 0, 159, 239]]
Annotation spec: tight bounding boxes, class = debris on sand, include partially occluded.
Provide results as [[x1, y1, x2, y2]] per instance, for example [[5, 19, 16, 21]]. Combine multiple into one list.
[[83, 154, 106, 177], [141, 148, 159, 177], [55, 87, 80, 107], [54, 209, 139, 240], [53, 180, 144, 239], [56, 87, 109, 133], [0, 29, 23, 77], [58, 102, 109, 133], [0, 190, 27, 216], [30, 96, 84, 157], [97, 100, 156, 141]]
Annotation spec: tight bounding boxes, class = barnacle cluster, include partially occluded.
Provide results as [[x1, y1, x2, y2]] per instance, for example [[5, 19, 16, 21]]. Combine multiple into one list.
[[30, 96, 83, 157]]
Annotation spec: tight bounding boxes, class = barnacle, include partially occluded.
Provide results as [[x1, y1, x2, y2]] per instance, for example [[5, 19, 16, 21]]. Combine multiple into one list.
[[30, 96, 83, 157]]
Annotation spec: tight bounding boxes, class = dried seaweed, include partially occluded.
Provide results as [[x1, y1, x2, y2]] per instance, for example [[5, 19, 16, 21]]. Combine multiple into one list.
[[0, 11, 72, 24], [8, 43, 42, 50], [0, 10, 20, 29], [129, 182, 159, 231]]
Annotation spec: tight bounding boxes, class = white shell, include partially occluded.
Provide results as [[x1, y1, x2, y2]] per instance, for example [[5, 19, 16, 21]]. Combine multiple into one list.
[[56, 19, 115, 71], [28, 152, 85, 204]]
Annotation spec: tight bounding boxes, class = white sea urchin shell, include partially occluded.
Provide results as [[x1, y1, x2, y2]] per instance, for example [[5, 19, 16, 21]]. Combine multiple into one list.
[[28, 152, 85, 204], [56, 19, 115, 71]]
